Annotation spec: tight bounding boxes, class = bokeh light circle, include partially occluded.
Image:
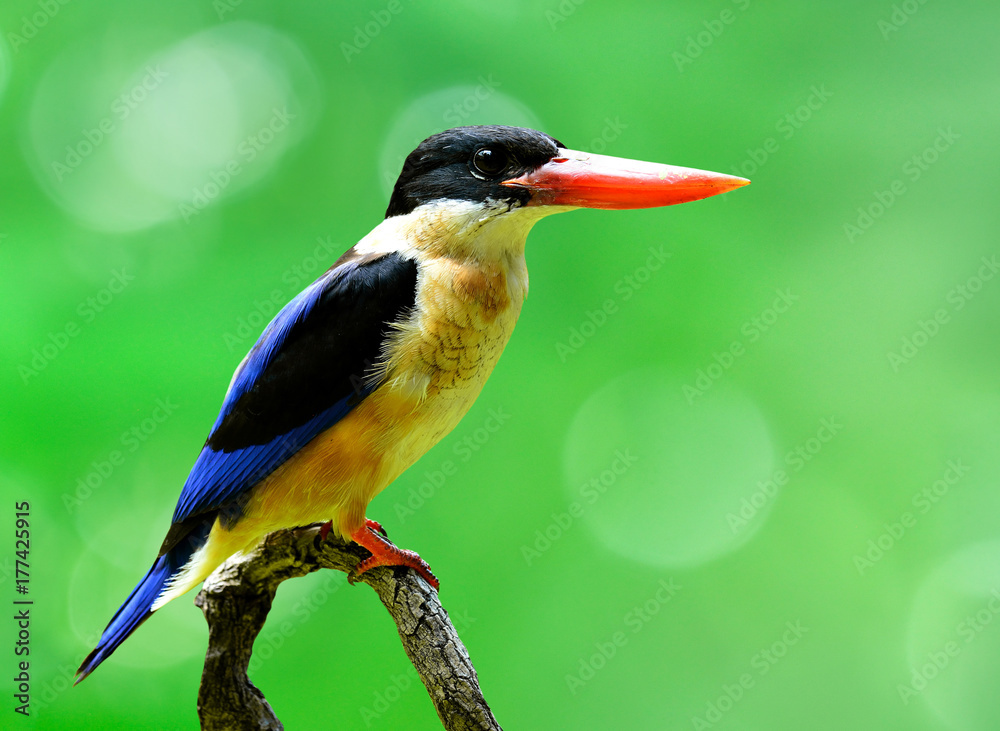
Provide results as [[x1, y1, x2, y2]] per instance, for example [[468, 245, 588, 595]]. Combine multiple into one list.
[[562, 370, 777, 568], [378, 84, 543, 198], [24, 21, 321, 233], [905, 539, 1000, 729]]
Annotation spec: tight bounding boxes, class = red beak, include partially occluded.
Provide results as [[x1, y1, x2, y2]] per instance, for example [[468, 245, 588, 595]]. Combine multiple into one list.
[[502, 148, 749, 209]]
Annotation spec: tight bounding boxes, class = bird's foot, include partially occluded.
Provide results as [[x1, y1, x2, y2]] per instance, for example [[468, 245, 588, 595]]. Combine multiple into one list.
[[349, 522, 439, 591], [318, 518, 386, 543]]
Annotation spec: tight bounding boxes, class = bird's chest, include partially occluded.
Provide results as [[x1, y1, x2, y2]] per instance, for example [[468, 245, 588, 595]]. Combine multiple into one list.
[[418, 258, 525, 390], [373, 255, 527, 466]]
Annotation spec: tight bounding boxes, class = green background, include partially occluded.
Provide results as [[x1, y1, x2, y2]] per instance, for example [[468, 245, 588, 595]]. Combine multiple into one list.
[[3, 0, 999, 729]]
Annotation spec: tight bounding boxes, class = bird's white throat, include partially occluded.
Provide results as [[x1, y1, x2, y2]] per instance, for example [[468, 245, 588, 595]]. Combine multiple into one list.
[[360, 199, 576, 263]]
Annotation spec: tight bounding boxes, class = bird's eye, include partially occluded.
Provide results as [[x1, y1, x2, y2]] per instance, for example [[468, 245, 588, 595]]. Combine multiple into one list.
[[471, 147, 508, 177]]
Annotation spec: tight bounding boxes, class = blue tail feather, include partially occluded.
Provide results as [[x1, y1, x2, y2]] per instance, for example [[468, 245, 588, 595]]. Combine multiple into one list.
[[75, 518, 212, 684]]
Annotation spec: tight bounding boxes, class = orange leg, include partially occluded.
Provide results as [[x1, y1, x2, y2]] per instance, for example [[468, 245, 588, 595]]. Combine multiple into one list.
[[349, 520, 439, 591], [318, 518, 386, 543]]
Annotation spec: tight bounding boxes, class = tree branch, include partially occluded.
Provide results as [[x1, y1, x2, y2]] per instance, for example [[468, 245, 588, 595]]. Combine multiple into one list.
[[193, 524, 501, 731]]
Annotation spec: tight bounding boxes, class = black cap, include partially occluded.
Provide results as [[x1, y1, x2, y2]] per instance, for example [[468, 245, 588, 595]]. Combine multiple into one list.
[[385, 125, 564, 218]]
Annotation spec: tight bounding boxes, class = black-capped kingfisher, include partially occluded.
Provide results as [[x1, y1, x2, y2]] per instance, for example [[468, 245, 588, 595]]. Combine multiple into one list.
[[76, 125, 748, 682]]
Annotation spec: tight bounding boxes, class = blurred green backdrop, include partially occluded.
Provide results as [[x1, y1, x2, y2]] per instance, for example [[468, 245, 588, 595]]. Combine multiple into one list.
[[3, 0, 999, 729]]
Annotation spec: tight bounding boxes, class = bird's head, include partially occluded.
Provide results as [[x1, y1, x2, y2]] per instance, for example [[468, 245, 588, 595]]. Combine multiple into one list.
[[384, 125, 748, 258]]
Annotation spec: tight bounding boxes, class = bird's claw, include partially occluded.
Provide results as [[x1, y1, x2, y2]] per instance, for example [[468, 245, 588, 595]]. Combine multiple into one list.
[[353, 548, 439, 590], [349, 522, 439, 591]]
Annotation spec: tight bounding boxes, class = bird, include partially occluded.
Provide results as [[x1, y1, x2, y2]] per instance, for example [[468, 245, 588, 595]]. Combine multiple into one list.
[[75, 125, 748, 683]]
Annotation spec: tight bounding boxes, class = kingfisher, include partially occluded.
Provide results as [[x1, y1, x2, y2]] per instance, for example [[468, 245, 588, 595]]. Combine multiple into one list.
[[76, 125, 748, 682]]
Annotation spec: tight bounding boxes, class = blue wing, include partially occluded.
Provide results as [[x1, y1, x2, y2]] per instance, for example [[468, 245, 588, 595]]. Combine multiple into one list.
[[165, 249, 419, 540], [77, 249, 421, 683]]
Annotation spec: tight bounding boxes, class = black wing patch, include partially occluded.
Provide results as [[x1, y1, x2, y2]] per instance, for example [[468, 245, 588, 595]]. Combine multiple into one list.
[[168, 249, 418, 529], [208, 250, 418, 451]]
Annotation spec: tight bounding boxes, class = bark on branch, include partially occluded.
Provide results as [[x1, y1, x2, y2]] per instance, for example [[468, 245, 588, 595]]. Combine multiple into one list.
[[193, 524, 501, 731]]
